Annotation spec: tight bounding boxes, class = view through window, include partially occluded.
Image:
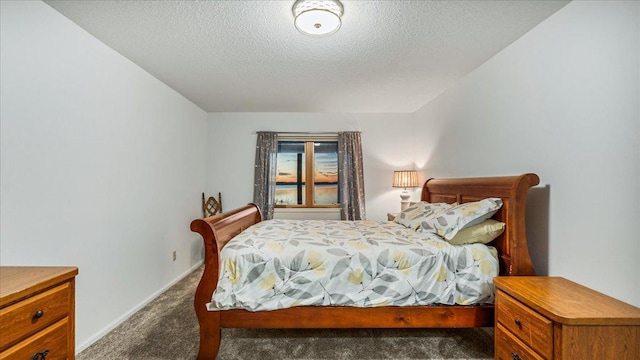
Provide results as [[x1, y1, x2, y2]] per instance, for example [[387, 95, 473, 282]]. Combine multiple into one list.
[[275, 138, 339, 207]]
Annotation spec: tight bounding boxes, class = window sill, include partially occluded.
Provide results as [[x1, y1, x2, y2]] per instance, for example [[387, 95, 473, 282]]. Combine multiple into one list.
[[273, 207, 341, 220]]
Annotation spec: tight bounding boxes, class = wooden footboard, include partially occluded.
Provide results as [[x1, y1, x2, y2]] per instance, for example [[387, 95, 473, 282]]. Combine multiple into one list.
[[190, 174, 539, 359]]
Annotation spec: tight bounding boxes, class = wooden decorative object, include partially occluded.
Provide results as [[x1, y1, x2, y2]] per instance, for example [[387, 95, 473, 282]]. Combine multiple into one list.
[[190, 173, 540, 359], [202, 192, 223, 218]]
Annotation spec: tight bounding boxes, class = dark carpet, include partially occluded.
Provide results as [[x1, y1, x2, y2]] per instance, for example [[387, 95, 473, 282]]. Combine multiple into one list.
[[77, 266, 494, 359]]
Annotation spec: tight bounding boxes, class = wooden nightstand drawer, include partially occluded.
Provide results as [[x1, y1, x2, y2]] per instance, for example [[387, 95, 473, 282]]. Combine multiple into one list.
[[0, 318, 69, 360], [0, 282, 71, 350], [496, 290, 552, 359], [495, 323, 544, 360]]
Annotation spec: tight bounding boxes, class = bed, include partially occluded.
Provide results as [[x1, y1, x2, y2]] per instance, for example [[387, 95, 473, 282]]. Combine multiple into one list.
[[190, 173, 539, 359]]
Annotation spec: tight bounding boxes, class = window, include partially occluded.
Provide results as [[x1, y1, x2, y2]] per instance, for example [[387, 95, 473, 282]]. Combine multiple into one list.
[[275, 137, 339, 208]]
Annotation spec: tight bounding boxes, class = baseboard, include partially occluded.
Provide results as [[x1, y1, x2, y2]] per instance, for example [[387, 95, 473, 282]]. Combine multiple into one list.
[[76, 261, 203, 353]]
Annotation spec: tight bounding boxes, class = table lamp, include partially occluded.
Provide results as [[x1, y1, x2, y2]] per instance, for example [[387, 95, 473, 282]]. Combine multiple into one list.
[[392, 170, 419, 211]]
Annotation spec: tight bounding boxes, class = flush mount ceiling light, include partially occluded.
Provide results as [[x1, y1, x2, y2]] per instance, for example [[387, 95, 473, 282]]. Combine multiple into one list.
[[292, 0, 344, 37]]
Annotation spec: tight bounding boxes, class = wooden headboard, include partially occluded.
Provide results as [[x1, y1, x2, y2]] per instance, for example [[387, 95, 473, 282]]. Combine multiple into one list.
[[421, 173, 539, 276]]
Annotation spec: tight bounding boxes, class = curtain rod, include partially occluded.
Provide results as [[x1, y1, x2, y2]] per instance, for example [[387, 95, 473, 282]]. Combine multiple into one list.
[[251, 131, 362, 134]]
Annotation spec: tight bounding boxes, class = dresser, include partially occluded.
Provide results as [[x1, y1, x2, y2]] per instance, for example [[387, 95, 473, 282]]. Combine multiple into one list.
[[0, 267, 78, 360], [494, 276, 640, 360]]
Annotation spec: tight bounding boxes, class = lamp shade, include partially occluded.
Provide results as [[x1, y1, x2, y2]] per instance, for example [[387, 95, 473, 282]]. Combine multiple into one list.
[[392, 170, 419, 188]]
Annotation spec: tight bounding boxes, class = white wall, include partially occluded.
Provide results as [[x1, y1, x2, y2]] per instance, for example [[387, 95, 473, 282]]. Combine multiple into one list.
[[412, 1, 639, 306], [206, 112, 418, 222], [0, 1, 208, 351]]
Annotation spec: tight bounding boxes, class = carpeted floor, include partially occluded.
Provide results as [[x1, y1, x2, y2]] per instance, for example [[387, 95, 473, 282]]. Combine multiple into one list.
[[78, 266, 494, 359]]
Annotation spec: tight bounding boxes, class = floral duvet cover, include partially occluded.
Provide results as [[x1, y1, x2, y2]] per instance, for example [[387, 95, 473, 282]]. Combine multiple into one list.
[[209, 219, 498, 312]]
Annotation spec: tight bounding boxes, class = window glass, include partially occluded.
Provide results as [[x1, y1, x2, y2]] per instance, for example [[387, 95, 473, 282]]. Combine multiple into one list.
[[275, 141, 306, 205], [313, 141, 338, 205], [275, 138, 339, 207]]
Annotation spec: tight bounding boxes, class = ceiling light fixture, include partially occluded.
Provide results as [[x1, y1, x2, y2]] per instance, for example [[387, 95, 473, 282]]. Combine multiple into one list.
[[292, 0, 344, 37]]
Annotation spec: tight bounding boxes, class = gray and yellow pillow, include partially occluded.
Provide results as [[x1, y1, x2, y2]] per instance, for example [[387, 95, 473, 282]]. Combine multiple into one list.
[[393, 201, 452, 230], [418, 198, 503, 240]]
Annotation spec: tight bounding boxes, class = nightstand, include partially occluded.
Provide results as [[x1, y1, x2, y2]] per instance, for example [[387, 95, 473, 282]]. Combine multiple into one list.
[[387, 213, 398, 221], [494, 276, 640, 360]]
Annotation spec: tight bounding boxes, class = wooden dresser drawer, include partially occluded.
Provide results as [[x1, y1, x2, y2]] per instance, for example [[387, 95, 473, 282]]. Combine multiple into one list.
[[0, 318, 69, 360], [495, 277, 640, 360], [0, 282, 71, 350], [495, 323, 545, 360], [496, 290, 552, 359]]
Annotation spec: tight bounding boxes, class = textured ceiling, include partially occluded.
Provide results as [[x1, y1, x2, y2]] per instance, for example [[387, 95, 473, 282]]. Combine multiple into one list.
[[45, 0, 569, 113]]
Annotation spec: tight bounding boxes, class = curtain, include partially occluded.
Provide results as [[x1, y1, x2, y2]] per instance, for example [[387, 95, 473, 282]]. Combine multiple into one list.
[[253, 132, 278, 220], [338, 131, 366, 220]]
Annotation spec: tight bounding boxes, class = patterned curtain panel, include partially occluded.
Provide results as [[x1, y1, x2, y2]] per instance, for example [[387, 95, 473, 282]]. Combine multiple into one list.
[[338, 131, 366, 220], [253, 132, 278, 220]]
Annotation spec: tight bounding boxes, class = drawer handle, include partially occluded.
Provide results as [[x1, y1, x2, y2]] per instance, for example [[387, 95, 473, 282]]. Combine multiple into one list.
[[31, 350, 49, 360], [510, 352, 522, 360], [514, 318, 522, 329], [33, 309, 44, 319]]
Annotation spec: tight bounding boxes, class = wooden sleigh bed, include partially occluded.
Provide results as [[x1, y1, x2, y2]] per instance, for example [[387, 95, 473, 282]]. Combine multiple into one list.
[[190, 173, 540, 359]]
